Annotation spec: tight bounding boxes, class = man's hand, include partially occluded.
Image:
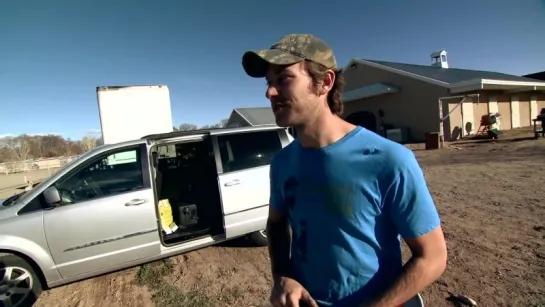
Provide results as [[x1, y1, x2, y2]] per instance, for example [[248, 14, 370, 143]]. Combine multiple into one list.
[[270, 277, 319, 307]]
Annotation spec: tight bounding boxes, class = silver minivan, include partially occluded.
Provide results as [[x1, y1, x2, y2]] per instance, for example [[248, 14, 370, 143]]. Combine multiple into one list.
[[0, 126, 293, 306]]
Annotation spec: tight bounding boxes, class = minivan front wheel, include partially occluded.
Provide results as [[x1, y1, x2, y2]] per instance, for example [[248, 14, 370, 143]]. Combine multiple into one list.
[[248, 230, 268, 246], [0, 254, 42, 307]]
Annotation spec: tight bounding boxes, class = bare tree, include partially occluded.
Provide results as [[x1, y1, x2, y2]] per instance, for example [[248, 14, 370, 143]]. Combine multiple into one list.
[[178, 123, 198, 131], [0, 119, 230, 164], [0, 146, 16, 162], [29, 136, 43, 158], [81, 135, 99, 152], [7, 135, 31, 161], [199, 118, 229, 130]]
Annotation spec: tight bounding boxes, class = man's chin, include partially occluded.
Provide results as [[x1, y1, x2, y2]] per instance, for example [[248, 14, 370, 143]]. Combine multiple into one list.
[[274, 116, 294, 128]]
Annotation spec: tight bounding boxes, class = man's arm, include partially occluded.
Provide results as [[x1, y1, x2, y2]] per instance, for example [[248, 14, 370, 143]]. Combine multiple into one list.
[[367, 228, 447, 307], [365, 152, 447, 307], [267, 158, 292, 281], [267, 208, 292, 281]]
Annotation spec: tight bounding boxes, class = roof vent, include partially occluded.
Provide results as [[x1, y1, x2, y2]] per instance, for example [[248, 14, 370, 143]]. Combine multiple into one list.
[[431, 50, 448, 69]]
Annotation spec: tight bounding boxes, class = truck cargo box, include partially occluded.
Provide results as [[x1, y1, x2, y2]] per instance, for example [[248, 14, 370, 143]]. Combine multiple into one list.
[[97, 85, 173, 144]]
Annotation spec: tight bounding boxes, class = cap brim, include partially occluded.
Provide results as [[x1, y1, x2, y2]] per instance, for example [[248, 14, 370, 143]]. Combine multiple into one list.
[[242, 49, 304, 78]]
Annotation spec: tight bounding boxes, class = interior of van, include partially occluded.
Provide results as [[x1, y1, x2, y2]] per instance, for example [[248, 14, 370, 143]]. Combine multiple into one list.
[[151, 139, 224, 245]]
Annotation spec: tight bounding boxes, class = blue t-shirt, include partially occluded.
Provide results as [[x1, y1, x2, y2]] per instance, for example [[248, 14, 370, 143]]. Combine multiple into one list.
[[269, 126, 440, 307]]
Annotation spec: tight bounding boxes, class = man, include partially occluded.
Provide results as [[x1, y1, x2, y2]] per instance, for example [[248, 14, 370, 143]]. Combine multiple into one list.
[[241, 34, 447, 307]]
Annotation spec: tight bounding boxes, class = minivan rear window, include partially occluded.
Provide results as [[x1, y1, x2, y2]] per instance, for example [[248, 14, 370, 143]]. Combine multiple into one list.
[[217, 131, 282, 173]]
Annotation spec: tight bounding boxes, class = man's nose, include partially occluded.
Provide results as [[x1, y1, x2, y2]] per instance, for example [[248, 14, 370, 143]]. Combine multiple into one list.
[[266, 85, 278, 100]]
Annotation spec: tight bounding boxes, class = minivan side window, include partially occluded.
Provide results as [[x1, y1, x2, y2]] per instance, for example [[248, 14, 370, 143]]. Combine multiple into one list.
[[217, 131, 282, 173], [56, 148, 144, 205]]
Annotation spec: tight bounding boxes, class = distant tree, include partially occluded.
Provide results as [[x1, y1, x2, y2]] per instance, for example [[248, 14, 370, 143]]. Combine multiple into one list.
[[0, 118, 229, 163], [66, 140, 85, 156], [6, 135, 31, 161], [0, 146, 15, 162], [40, 135, 68, 157], [0, 134, 85, 163], [28, 136, 43, 158], [219, 118, 228, 128], [81, 134, 99, 152], [178, 123, 198, 131], [199, 118, 229, 130]]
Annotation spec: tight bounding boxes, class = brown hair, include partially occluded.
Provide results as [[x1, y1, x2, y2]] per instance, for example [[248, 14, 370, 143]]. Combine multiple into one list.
[[303, 60, 345, 116]]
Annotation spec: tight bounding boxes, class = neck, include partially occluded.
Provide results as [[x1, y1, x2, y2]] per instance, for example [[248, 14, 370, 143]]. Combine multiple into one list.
[[296, 112, 356, 148]]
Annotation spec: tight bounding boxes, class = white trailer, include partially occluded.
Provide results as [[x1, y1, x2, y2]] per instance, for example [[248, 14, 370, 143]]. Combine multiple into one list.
[[96, 85, 173, 145]]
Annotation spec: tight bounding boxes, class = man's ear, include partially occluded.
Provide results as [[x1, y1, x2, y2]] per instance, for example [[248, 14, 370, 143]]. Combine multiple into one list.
[[320, 70, 336, 95]]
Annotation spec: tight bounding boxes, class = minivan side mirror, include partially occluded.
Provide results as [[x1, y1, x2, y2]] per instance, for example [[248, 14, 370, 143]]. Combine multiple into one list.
[[43, 186, 62, 207]]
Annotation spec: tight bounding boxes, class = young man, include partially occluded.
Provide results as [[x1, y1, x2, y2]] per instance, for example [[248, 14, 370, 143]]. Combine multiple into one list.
[[241, 34, 447, 307]]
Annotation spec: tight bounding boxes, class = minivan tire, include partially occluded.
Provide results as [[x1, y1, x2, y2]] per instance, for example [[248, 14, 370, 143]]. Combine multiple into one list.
[[248, 230, 268, 247], [0, 254, 43, 307]]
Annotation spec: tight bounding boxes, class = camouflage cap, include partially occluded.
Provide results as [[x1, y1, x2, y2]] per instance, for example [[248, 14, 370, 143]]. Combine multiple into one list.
[[242, 34, 337, 78]]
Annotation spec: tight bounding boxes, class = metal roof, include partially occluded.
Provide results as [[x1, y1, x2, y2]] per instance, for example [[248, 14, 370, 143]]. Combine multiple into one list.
[[523, 71, 545, 81], [234, 107, 276, 126], [363, 59, 539, 84], [343, 82, 399, 102]]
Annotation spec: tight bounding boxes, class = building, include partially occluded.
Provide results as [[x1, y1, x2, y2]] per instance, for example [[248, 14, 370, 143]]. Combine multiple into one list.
[[342, 51, 545, 142], [226, 107, 276, 128], [524, 71, 545, 81], [226, 107, 299, 136]]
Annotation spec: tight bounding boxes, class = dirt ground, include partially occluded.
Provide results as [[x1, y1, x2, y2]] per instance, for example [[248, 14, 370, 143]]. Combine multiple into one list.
[[11, 128, 545, 306], [0, 168, 58, 199]]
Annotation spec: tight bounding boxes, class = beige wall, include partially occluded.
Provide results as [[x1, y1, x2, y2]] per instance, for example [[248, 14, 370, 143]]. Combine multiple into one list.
[[343, 64, 449, 142], [446, 101, 463, 139], [491, 92, 545, 130], [443, 95, 484, 140], [474, 100, 488, 132], [538, 94, 545, 112], [472, 92, 543, 133], [497, 94, 512, 129], [442, 91, 530, 140], [519, 99, 531, 127]]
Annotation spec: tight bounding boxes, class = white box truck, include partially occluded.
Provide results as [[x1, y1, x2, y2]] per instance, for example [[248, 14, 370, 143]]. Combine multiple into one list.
[[96, 85, 173, 145]]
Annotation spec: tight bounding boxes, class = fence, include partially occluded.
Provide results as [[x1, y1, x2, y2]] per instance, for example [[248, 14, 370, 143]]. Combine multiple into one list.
[[0, 156, 78, 175]]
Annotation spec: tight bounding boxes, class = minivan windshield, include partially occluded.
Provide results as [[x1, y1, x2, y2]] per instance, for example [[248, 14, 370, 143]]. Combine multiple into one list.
[[15, 146, 105, 205]]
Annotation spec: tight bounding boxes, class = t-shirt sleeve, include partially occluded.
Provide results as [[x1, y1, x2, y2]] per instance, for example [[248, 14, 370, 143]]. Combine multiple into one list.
[[385, 151, 441, 239], [269, 156, 285, 212]]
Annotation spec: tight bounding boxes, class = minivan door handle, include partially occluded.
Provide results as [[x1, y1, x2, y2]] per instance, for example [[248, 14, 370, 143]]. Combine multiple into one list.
[[224, 180, 241, 187], [125, 199, 148, 206]]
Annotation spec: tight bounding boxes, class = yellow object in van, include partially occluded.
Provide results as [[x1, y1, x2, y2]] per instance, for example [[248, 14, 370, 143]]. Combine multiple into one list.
[[158, 199, 179, 234]]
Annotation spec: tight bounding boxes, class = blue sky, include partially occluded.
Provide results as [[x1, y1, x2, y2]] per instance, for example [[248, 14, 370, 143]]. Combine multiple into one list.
[[1, 0, 544, 140]]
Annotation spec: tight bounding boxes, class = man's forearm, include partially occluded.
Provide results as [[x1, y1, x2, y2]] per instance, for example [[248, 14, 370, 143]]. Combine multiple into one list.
[[266, 218, 292, 281], [363, 256, 446, 307]]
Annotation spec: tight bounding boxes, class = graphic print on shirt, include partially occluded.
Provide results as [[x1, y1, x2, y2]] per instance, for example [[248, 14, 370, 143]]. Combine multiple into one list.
[[319, 181, 356, 218], [283, 176, 308, 266]]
